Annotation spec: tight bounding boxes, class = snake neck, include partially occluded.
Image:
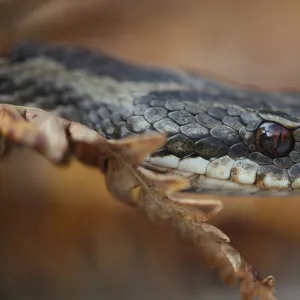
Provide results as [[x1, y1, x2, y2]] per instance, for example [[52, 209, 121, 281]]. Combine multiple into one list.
[[0, 42, 205, 139]]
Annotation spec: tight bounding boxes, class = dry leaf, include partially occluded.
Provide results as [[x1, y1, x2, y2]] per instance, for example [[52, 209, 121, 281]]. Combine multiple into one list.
[[0, 104, 276, 300]]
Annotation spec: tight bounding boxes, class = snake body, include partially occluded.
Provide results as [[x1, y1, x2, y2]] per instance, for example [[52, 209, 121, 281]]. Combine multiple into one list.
[[1, 42, 300, 196]]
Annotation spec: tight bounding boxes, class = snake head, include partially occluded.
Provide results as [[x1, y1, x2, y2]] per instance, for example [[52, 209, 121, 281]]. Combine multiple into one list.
[[128, 91, 300, 195]]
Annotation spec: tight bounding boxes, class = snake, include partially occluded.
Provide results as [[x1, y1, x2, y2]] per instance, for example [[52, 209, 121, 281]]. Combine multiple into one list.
[[0, 42, 284, 298], [1, 42, 300, 198]]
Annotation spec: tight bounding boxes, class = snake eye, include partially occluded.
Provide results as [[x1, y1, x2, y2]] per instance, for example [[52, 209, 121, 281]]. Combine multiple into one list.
[[255, 122, 293, 158]]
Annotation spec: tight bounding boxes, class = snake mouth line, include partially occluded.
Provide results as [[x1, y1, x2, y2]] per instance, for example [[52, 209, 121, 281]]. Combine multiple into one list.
[[142, 157, 298, 195]]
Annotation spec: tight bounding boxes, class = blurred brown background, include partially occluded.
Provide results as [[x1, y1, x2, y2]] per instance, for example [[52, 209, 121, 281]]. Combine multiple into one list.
[[1, 1, 300, 299], [2, 0, 300, 89]]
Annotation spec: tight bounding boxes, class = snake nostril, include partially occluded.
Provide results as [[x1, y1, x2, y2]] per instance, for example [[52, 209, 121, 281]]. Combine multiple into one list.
[[255, 122, 293, 158]]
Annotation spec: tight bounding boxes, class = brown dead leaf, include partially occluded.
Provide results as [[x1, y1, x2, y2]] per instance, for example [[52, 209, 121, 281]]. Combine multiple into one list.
[[0, 104, 276, 300]]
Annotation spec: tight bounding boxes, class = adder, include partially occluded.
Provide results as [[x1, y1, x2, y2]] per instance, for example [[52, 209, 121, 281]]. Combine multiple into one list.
[[1, 42, 293, 299]]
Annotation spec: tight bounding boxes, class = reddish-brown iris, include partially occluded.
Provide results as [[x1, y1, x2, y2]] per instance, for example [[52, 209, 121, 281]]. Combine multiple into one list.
[[255, 122, 293, 158]]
